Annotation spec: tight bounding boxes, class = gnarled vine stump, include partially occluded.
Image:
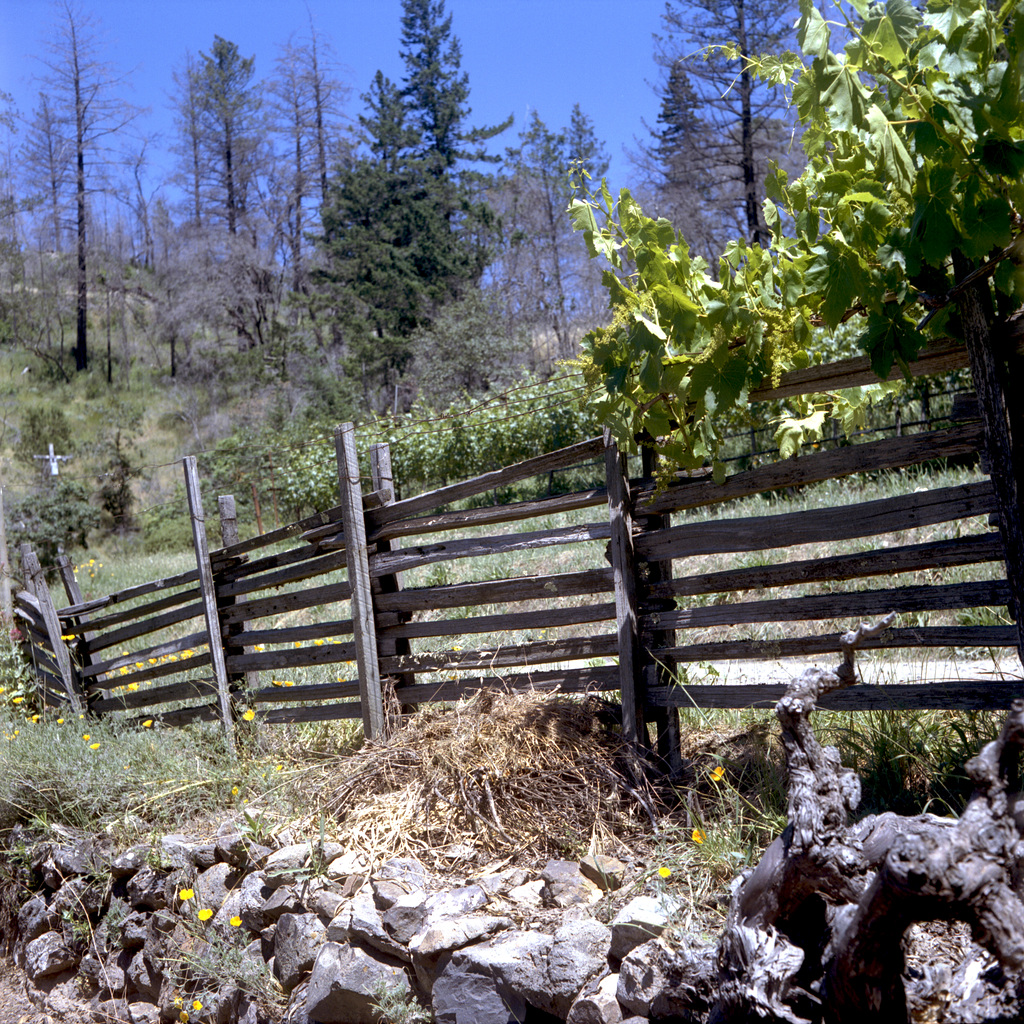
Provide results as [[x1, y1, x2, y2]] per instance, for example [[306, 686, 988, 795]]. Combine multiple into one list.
[[712, 614, 1024, 1024]]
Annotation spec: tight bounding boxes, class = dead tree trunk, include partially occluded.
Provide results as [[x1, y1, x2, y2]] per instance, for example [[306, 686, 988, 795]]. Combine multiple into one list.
[[712, 613, 1024, 1024]]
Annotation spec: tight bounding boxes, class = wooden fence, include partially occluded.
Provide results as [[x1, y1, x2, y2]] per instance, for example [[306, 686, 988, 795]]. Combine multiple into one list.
[[12, 341, 1024, 764]]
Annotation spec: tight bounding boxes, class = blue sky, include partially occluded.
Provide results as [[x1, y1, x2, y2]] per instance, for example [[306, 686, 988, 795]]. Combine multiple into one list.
[[0, 0, 669, 192]]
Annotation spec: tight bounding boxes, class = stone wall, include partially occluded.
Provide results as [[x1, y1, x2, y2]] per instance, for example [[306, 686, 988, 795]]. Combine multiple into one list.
[[2, 824, 715, 1024]]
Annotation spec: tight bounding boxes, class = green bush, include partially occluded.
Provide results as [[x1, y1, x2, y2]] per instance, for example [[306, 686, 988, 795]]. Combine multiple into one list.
[[7, 481, 100, 565]]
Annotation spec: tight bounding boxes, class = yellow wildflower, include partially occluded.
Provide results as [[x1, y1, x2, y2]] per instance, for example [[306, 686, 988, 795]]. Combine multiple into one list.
[[12, 697, 22, 704], [90, 743, 100, 750], [692, 828, 705, 845], [82, 734, 90, 741], [193, 1001, 203, 1012], [197, 909, 213, 922], [143, 720, 153, 728], [231, 786, 239, 796], [710, 766, 725, 783], [242, 709, 255, 721], [230, 916, 242, 927], [179, 888, 194, 901], [56, 718, 64, 725], [658, 866, 672, 878]]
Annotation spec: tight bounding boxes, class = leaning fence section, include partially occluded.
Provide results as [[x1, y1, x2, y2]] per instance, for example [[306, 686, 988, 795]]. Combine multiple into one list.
[[11, 340, 1024, 757]]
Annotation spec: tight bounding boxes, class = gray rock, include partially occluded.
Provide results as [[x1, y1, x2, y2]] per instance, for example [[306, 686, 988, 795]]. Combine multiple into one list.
[[308, 887, 347, 924], [24, 931, 77, 980], [579, 855, 627, 892], [264, 841, 344, 889], [617, 938, 716, 1020], [411, 915, 513, 962], [110, 846, 149, 878], [567, 972, 624, 1024], [18, 896, 56, 944], [193, 842, 218, 870], [431, 932, 550, 1024], [541, 859, 601, 908], [305, 940, 409, 1024], [261, 884, 305, 922], [472, 868, 530, 897], [126, 1002, 161, 1024], [52, 876, 105, 919], [274, 912, 327, 992], [610, 895, 675, 961], [214, 831, 249, 866], [382, 891, 428, 945], [539, 918, 613, 1018], [372, 857, 427, 909], [99, 948, 130, 996], [93, 997, 132, 1022], [195, 861, 239, 912], [126, 866, 171, 911], [120, 910, 149, 949], [126, 949, 161, 1000], [156, 834, 195, 869], [328, 891, 411, 962]]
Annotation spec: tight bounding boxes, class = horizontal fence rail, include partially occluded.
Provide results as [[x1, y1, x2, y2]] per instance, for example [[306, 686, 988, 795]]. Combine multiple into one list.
[[11, 349, 1023, 763]]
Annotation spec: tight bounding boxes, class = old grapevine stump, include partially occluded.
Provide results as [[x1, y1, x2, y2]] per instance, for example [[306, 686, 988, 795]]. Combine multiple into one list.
[[712, 614, 1024, 1024]]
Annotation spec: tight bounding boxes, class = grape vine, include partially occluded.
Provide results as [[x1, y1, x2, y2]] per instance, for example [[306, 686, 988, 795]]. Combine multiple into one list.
[[570, 0, 1024, 475]]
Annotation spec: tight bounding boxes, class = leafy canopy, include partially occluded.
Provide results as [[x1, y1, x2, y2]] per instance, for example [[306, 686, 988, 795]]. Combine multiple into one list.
[[570, 0, 1024, 474]]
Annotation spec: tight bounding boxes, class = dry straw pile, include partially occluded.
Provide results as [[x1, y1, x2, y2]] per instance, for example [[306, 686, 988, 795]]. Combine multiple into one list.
[[310, 689, 659, 866]]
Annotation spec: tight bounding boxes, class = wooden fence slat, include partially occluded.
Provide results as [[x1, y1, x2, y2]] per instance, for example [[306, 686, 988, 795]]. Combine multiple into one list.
[[336, 422, 385, 741], [249, 679, 361, 703], [225, 641, 357, 673], [220, 581, 353, 626], [645, 533, 1006, 602], [82, 631, 209, 679], [262, 703, 362, 724], [644, 579, 1011, 633], [636, 481, 997, 562], [379, 601, 618, 641], [91, 677, 220, 713], [231, 620, 354, 647], [379, 633, 619, 675], [374, 568, 615, 615], [637, 422, 985, 516], [366, 436, 607, 528], [81, 600, 205, 654], [20, 546, 83, 715], [216, 548, 349, 597], [368, 522, 611, 578], [58, 568, 201, 619], [647, 680, 1024, 712], [391, 664, 620, 705], [649, 625, 1018, 664], [605, 433, 644, 748], [83, 650, 212, 693], [747, 339, 975, 403], [183, 456, 236, 756], [367, 487, 609, 544]]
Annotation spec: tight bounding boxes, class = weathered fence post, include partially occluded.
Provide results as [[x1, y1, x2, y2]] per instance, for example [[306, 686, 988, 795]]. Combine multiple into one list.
[[638, 445, 682, 774], [19, 545, 83, 715], [218, 495, 261, 699], [0, 487, 12, 624], [56, 554, 106, 699], [335, 423, 386, 741], [183, 457, 237, 756], [369, 443, 416, 710], [604, 430, 646, 751]]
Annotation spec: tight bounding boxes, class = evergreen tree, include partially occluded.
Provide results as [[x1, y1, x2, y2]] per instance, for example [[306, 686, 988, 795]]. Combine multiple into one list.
[[316, 0, 511, 412]]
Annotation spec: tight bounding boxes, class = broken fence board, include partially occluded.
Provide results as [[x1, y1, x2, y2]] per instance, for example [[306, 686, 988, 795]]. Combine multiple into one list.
[[637, 423, 985, 516], [643, 579, 1011, 633], [635, 482, 996, 562]]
